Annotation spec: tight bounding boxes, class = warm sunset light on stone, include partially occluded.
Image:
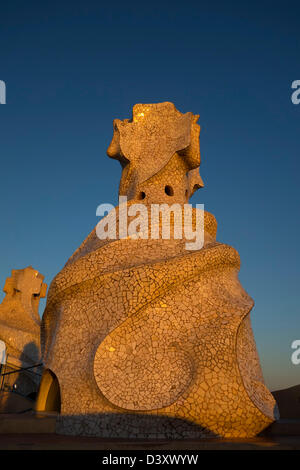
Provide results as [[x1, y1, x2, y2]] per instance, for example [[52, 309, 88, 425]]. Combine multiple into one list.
[[35, 102, 278, 439]]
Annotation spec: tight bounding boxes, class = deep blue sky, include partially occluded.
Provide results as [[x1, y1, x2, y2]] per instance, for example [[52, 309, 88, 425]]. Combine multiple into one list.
[[0, 1, 299, 390]]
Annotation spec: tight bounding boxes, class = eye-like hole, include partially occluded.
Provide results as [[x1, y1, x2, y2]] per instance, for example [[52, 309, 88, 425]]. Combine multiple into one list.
[[165, 185, 174, 196], [185, 189, 188, 199], [138, 191, 146, 200]]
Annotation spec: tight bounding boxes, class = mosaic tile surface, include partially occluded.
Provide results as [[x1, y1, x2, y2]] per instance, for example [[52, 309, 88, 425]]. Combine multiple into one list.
[[0, 266, 46, 394], [38, 102, 278, 438]]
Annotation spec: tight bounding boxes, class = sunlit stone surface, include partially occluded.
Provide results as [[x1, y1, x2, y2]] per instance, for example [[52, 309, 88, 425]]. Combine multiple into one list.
[[0, 266, 46, 398], [38, 102, 278, 438]]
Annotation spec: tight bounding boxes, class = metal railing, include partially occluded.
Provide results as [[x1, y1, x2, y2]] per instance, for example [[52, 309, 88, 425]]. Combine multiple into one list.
[[0, 356, 42, 393]]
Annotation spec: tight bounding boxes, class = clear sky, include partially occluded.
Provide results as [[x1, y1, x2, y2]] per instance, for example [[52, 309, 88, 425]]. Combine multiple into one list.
[[0, 1, 299, 391]]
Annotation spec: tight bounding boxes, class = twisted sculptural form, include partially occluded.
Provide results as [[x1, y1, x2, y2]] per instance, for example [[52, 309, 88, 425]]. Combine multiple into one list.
[[0, 266, 46, 398], [38, 102, 278, 438]]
